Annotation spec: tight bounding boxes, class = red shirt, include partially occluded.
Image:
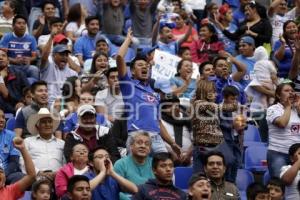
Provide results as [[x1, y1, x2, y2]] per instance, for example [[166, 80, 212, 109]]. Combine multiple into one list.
[[0, 182, 24, 200], [76, 127, 97, 151], [172, 25, 198, 48]]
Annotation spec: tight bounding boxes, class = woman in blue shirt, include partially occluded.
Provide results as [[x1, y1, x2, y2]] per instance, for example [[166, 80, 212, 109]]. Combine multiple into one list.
[[273, 20, 298, 78]]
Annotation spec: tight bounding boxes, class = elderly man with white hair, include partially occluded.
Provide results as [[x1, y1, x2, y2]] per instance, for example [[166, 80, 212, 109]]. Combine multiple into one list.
[[20, 107, 65, 182]]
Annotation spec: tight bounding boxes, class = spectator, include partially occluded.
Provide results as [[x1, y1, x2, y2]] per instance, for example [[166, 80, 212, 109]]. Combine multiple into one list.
[[198, 61, 214, 80], [192, 80, 237, 173], [0, 15, 39, 79], [157, 0, 193, 14], [172, 10, 198, 49], [215, 4, 237, 55], [0, 0, 18, 35], [67, 175, 92, 200], [84, 147, 138, 199], [53, 76, 81, 119], [232, 0, 249, 26], [233, 36, 256, 90], [266, 82, 300, 178], [170, 59, 196, 99], [117, 30, 181, 155], [132, 152, 186, 200], [82, 52, 109, 93], [63, 104, 119, 162], [289, 35, 300, 93], [15, 86, 32, 113], [20, 108, 64, 182], [247, 182, 270, 200], [102, 0, 125, 46], [215, 1, 272, 47], [280, 143, 300, 199], [40, 42, 79, 105], [32, 0, 56, 39], [190, 23, 224, 64], [62, 90, 109, 135], [178, 47, 192, 61], [268, 0, 290, 45], [31, 179, 52, 200], [55, 143, 90, 198], [114, 131, 154, 200], [155, 21, 192, 55], [62, 0, 97, 17], [0, 48, 29, 113], [129, 0, 160, 47], [37, 17, 67, 53], [202, 3, 218, 24], [65, 3, 88, 43], [95, 67, 124, 122], [273, 20, 298, 78], [160, 95, 193, 165], [15, 81, 49, 138], [0, 108, 23, 184], [267, 177, 285, 200], [188, 173, 212, 200], [212, 56, 246, 104], [204, 151, 240, 199], [0, 136, 36, 199], [74, 16, 100, 67]]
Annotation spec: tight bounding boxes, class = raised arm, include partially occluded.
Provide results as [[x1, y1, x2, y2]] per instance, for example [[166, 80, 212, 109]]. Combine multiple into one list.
[[268, 0, 283, 17], [13, 137, 36, 192], [220, 51, 246, 82], [116, 30, 133, 77], [289, 35, 300, 80], [281, 155, 300, 185], [40, 27, 58, 69], [178, 20, 192, 46]]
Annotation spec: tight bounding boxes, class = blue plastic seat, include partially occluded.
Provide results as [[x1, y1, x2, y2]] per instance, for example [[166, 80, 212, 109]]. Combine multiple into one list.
[[174, 167, 193, 190], [244, 125, 262, 147], [6, 117, 15, 131], [244, 145, 268, 172], [236, 169, 255, 191]]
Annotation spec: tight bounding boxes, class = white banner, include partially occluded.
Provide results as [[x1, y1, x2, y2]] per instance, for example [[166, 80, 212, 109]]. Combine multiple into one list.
[[151, 50, 199, 80]]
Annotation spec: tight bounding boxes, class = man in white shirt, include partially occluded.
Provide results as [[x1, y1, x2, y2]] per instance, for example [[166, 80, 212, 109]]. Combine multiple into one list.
[[280, 143, 300, 200], [20, 108, 65, 182]]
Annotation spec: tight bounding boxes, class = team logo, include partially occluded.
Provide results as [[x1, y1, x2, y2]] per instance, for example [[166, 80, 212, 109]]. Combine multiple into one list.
[[23, 43, 29, 50]]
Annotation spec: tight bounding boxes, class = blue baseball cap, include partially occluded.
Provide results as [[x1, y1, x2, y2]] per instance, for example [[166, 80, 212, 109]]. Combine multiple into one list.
[[239, 36, 255, 46], [53, 44, 71, 53]]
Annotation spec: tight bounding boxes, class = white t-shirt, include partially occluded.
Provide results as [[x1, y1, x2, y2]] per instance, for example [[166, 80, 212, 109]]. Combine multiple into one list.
[[280, 165, 300, 200], [38, 34, 73, 50], [270, 14, 292, 46], [95, 88, 124, 119], [41, 56, 78, 105], [266, 103, 300, 154], [65, 22, 87, 38], [74, 166, 89, 175]]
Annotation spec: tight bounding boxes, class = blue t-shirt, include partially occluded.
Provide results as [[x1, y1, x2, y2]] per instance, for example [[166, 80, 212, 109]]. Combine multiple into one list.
[[170, 77, 196, 99], [74, 35, 96, 61], [157, 41, 178, 55], [0, 129, 19, 171], [273, 40, 293, 78], [63, 112, 107, 133], [119, 72, 160, 133], [233, 55, 255, 90], [85, 170, 121, 200], [0, 33, 37, 58], [215, 23, 237, 55], [232, 8, 245, 26]]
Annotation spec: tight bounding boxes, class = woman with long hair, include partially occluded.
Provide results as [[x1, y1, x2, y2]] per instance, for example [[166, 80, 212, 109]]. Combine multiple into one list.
[[190, 23, 224, 64], [273, 20, 299, 78], [266, 81, 300, 178]]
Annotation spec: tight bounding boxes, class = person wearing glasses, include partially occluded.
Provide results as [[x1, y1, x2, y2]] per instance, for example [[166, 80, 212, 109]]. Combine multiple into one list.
[[84, 147, 138, 200]]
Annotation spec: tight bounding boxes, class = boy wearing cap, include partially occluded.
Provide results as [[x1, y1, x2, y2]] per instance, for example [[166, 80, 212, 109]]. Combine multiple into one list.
[[20, 108, 64, 182], [64, 104, 120, 163], [280, 143, 300, 200], [40, 26, 80, 104]]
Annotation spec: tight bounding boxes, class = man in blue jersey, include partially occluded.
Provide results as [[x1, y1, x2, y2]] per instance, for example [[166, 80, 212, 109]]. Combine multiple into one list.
[[0, 15, 39, 79], [116, 29, 181, 155]]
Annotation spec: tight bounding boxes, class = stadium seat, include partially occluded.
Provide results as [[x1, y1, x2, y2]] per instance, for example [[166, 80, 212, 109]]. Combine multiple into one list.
[[174, 166, 193, 190], [244, 145, 268, 172], [244, 125, 262, 147], [236, 169, 255, 191], [6, 117, 15, 131]]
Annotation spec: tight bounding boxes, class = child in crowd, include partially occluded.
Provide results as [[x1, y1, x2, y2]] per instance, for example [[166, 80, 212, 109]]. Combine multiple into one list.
[[31, 179, 52, 200], [247, 182, 270, 200], [267, 177, 285, 200]]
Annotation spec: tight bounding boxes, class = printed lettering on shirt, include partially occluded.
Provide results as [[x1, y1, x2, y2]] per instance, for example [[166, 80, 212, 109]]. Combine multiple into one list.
[[290, 124, 300, 135]]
